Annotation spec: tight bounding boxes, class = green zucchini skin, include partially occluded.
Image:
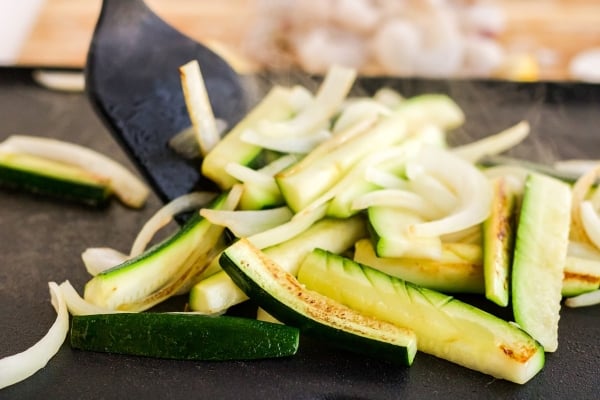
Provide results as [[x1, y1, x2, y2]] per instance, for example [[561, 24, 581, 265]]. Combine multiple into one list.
[[70, 313, 299, 360], [0, 159, 110, 207], [219, 239, 417, 366], [297, 248, 545, 384]]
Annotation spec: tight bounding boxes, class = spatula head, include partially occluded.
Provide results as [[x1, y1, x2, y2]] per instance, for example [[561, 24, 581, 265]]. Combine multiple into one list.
[[85, 0, 247, 203]]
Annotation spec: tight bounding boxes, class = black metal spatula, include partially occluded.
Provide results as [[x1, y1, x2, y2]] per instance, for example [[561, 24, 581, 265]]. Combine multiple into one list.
[[85, 0, 248, 203]]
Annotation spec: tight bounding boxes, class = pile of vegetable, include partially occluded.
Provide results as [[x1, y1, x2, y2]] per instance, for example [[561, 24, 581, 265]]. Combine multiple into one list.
[[2, 63, 600, 389]]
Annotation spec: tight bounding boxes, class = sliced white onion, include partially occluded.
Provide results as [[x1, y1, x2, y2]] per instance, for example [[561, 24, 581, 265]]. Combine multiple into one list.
[[452, 121, 530, 163], [0, 282, 68, 390], [568, 240, 600, 260], [288, 113, 378, 174], [81, 247, 129, 276], [0, 135, 149, 208], [373, 87, 404, 109], [226, 163, 275, 186], [333, 99, 391, 133], [580, 201, 600, 250], [257, 154, 299, 175], [407, 172, 458, 216], [168, 120, 228, 160], [200, 206, 293, 237], [288, 85, 315, 111], [179, 60, 220, 156], [240, 127, 332, 153], [32, 70, 85, 92], [256, 65, 356, 138], [130, 191, 217, 256], [407, 146, 493, 237], [571, 164, 600, 244], [58, 280, 123, 316], [364, 165, 407, 189], [554, 159, 599, 176], [564, 289, 600, 308], [351, 189, 442, 220], [247, 204, 327, 249]]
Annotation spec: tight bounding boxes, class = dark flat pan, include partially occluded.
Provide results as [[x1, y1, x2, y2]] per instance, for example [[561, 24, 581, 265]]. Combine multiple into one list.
[[1, 0, 599, 397]]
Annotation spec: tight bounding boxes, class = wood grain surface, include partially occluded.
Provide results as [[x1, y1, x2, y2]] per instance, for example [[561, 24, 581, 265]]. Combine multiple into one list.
[[15, 0, 600, 80]]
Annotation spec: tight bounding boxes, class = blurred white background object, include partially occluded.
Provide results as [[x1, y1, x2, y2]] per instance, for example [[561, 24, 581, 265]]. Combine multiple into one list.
[[244, 0, 509, 78], [0, 0, 45, 65]]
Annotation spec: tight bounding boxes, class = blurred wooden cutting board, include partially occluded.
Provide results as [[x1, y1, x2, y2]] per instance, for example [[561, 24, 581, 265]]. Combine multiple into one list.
[[15, 0, 600, 81]]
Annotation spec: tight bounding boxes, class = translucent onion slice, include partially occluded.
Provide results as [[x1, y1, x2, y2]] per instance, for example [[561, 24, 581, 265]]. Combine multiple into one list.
[[0, 282, 68, 389], [226, 163, 274, 186], [81, 247, 129, 276], [482, 165, 529, 194], [240, 128, 332, 153], [580, 201, 600, 250], [351, 189, 443, 220], [58, 280, 123, 316], [407, 172, 458, 216], [554, 159, 599, 176], [571, 164, 600, 244], [564, 289, 600, 308], [0, 135, 149, 208], [373, 87, 404, 109], [168, 119, 227, 160], [200, 206, 294, 237], [568, 240, 600, 260], [130, 191, 217, 257], [256, 65, 356, 138], [247, 204, 328, 249], [257, 154, 299, 175], [407, 147, 493, 237], [303, 144, 421, 213], [333, 99, 391, 134], [179, 60, 220, 156], [452, 121, 530, 162], [364, 165, 407, 189]]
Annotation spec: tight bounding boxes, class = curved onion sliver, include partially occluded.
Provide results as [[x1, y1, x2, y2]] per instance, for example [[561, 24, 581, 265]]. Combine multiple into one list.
[[82, 247, 129, 276], [130, 191, 217, 257], [200, 206, 293, 237], [351, 189, 443, 220], [59, 280, 123, 316], [580, 201, 600, 250], [564, 289, 600, 308], [0, 135, 149, 208], [408, 147, 493, 237], [240, 128, 331, 154], [0, 282, 68, 389], [571, 164, 600, 244], [247, 204, 327, 249], [452, 121, 530, 163]]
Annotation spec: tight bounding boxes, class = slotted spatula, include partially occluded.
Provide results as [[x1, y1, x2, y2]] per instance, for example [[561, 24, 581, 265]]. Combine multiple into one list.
[[86, 0, 248, 203]]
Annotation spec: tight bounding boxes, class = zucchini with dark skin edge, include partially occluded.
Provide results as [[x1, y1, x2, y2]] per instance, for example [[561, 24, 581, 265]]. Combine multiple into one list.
[[0, 153, 111, 207], [219, 238, 417, 366], [70, 313, 300, 360]]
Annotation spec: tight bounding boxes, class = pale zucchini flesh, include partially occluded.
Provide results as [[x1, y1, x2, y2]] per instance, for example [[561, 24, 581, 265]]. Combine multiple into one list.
[[511, 173, 571, 353], [297, 248, 545, 384], [353, 238, 484, 294]]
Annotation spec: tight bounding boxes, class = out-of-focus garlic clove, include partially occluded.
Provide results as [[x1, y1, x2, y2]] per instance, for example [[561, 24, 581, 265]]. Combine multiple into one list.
[[331, 0, 381, 34], [462, 35, 505, 77]]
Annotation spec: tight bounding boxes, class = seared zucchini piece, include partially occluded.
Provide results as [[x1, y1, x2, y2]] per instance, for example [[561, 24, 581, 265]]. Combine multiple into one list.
[[219, 239, 417, 366], [353, 238, 483, 293], [84, 193, 230, 311], [483, 177, 517, 307], [0, 152, 110, 206], [511, 173, 571, 352], [297, 248, 545, 384]]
